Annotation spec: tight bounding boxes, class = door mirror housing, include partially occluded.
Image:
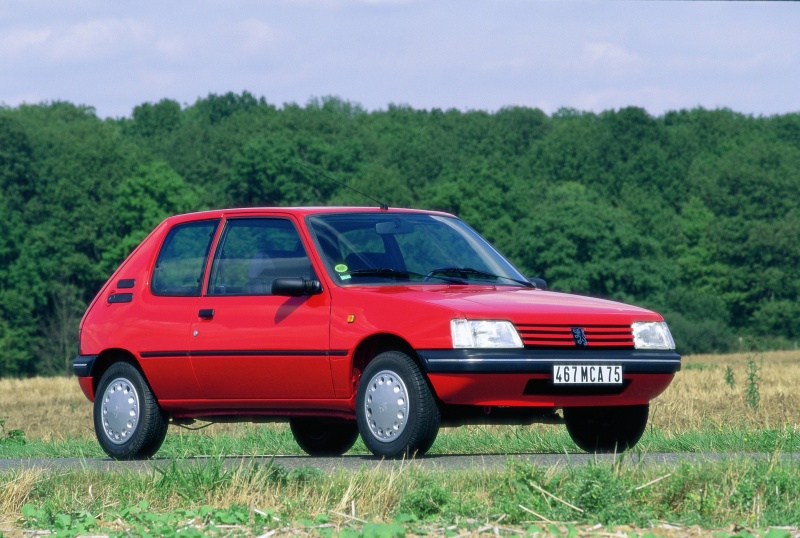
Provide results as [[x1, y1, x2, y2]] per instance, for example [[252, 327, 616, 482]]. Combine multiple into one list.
[[271, 278, 323, 297], [528, 277, 548, 290]]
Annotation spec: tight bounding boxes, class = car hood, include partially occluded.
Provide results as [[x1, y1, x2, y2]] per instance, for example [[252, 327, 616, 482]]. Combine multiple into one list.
[[354, 285, 662, 325]]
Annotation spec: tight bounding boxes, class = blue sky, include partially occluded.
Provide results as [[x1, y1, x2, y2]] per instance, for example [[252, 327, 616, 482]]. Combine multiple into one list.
[[1, 0, 798, 119]]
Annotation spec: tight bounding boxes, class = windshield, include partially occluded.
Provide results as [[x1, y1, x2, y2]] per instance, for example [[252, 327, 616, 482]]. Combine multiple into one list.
[[307, 213, 530, 287]]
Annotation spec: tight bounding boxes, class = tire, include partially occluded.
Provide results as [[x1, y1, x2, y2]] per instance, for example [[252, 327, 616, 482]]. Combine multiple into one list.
[[93, 362, 168, 460], [289, 418, 359, 456], [563, 404, 649, 453], [356, 350, 440, 458]]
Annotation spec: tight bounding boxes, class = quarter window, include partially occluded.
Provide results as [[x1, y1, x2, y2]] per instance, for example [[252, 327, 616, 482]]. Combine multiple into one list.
[[151, 220, 219, 296]]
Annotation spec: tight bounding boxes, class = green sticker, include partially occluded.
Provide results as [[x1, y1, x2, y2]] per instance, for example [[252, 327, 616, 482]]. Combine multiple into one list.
[[335, 264, 348, 273]]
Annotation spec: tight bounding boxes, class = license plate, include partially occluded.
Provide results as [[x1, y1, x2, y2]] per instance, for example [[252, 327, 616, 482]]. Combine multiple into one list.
[[553, 364, 622, 385]]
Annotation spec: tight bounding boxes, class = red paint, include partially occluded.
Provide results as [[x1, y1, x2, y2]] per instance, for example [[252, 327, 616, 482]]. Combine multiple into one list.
[[77, 207, 679, 423], [78, 376, 94, 401]]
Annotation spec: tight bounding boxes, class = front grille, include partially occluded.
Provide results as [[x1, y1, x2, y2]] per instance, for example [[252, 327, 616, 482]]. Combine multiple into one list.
[[515, 323, 634, 348]]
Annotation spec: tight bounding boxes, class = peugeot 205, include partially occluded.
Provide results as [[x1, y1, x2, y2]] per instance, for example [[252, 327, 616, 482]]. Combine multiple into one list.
[[74, 206, 680, 459]]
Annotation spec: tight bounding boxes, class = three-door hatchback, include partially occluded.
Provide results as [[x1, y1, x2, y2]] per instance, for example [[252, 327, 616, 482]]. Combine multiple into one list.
[[74, 207, 680, 459]]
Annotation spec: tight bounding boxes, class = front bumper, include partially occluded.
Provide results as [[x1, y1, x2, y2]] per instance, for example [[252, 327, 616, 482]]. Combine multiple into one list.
[[417, 348, 681, 374], [417, 348, 680, 407]]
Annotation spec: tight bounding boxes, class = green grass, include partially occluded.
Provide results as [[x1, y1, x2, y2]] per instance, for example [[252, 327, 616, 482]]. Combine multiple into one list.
[[2, 422, 800, 460], [3, 423, 800, 536], [3, 456, 799, 537]]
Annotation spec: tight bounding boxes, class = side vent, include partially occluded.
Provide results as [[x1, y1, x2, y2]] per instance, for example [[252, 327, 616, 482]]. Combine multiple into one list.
[[107, 293, 133, 304]]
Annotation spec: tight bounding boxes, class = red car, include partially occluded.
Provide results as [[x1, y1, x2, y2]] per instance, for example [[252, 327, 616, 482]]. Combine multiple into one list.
[[74, 207, 680, 459]]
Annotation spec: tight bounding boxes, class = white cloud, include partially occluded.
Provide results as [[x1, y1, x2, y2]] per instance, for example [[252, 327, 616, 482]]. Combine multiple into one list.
[[238, 19, 278, 55], [1, 18, 152, 63], [1, 0, 798, 118], [154, 36, 190, 62], [1, 27, 53, 59], [575, 42, 642, 77]]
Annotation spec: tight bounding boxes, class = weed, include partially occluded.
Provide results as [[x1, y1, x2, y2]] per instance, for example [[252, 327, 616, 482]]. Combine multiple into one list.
[[287, 465, 324, 485], [154, 457, 234, 502], [397, 478, 452, 519], [0, 417, 26, 445], [745, 354, 762, 409], [565, 464, 641, 526], [359, 522, 407, 538], [725, 365, 736, 388]]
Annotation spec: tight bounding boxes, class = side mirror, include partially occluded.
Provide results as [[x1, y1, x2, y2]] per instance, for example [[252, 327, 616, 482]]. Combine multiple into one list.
[[528, 277, 548, 290], [272, 278, 323, 297]]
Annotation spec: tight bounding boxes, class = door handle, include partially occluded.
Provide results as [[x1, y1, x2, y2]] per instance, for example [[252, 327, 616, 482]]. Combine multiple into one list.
[[198, 308, 215, 319]]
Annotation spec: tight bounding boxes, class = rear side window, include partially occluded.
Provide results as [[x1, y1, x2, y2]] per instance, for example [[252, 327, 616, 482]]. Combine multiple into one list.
[[207, 218, 316, 295], [151, 220, 219, 296]]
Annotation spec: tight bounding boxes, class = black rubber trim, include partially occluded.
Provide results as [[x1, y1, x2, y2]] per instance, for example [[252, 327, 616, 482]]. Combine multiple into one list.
[[107, 293, 133, 303], [117, 279, 136, 289], [523, 378, 631, 396], [417, 349, 681, 374], [139, 349, 349, 358], [73, 355, 97, 377]]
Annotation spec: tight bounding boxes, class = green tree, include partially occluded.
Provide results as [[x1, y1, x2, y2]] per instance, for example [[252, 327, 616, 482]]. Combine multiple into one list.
[[101, 161, 203, 274]]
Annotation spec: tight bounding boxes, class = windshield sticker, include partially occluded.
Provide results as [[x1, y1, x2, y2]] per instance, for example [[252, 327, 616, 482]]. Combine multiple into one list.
[[335, 264, 348, 273], [340, 274, 352, 280]]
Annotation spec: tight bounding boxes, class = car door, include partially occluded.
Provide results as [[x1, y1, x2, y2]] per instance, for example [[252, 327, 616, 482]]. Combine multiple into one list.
[[135, 218, 220, 400], [189, 216, 335, 400]]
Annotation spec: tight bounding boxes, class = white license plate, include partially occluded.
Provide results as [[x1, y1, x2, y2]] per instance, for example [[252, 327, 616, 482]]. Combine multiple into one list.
[[553, 364, 622, 385]]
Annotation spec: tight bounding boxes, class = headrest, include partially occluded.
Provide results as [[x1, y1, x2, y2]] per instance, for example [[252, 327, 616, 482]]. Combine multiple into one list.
[[248, 251, 277, 278]]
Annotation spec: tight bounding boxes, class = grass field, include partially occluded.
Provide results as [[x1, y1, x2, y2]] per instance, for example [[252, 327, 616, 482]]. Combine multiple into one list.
[[1, 350, 799, 537], [2, 349, 798, 447]]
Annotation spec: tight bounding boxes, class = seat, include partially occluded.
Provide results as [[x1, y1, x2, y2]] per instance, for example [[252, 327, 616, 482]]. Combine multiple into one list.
[[244, 251, 276, 294]]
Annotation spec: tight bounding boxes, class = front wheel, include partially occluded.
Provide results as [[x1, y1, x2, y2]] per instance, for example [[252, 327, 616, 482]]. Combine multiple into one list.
[[93, 362, 168, 460], [289, 418, 359, 456], [563, 404, 649, 453], [356, 350, 440, 458]]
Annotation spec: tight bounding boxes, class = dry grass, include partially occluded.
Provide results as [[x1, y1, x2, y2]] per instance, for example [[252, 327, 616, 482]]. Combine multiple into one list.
[[1, 350, 798, 441], [0, 468, 42, 514], [2, 351, 799, 538], [650, 349, 800, 432], [0, 376, 94, 441], [0, 376, 253, 441]]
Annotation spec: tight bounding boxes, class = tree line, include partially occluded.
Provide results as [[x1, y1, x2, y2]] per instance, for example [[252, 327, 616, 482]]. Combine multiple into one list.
[[1, 93, 799, 376]]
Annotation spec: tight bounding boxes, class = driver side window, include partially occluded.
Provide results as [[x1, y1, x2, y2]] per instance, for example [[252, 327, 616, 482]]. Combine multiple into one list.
[[207, 218, 316, 295]]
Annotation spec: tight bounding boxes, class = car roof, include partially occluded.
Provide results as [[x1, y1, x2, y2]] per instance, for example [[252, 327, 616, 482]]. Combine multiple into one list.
[[163, 206, 457, 224]]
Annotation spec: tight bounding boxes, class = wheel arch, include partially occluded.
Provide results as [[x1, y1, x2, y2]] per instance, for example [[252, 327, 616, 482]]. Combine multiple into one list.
[[351, 333, 417, 375], [91, 348, 144, 395], [350, 333, 440, 398]]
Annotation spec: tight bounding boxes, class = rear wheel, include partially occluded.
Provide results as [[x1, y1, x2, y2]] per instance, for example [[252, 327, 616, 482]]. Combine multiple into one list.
[[289, 418, 359, 456], [93, 362, 168, 460], [356, 350, 440, 458], [563, 404, 649, 453]]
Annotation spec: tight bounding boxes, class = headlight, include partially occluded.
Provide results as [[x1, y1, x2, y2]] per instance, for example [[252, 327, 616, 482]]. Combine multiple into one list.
[[451, 319, 523, 349], [632, 321, 675, 350]]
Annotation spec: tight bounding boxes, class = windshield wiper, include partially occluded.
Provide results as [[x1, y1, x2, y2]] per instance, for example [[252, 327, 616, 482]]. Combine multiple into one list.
[[345, 267, 531, 287], [425, 267, 535, 288], [346, 268, 461, 284], [345, 268, 424, 281]]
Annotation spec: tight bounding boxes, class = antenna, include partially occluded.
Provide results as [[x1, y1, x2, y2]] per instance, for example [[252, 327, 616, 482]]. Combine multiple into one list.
[[295, 161, 389, 211]]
